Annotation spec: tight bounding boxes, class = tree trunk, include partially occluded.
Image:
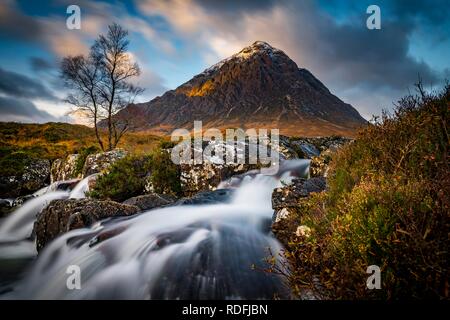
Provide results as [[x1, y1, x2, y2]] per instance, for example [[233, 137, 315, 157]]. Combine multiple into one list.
[[93, 113, 104, 152], [107, 112, 113, 151]]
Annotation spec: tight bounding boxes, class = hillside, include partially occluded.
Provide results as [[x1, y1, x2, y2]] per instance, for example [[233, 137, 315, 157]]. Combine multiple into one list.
[[0, 122, 162, 177]]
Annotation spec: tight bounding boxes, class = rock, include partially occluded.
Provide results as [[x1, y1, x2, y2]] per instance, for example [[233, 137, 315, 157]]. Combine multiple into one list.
[[271, 177, 326, 245], [176, 188, 234, 206], [0, 199, 13, 217], [0, 159, 50, 198], [123, 194, 178, 211], [180, 162, 253, 196], [12, 194, 36, 207], [34, 198, 139, 251], [276, 136, 301, 160], [289, 140, 320, 158], [306, 136, 352, 177], [50, 154, 80, 183], [178, 140, 263, 196], [272, 177, 326, 220], [273, 207, 290, 223], [295, 225, 312, 238], [82, 149, 127, 177]]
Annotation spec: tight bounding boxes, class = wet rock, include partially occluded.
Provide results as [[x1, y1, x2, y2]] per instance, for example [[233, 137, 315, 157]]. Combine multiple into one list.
[[275, 136, 301, 160], [82, 149, 127, 178], [0, 199, 13, 217], [289, 140, 320, 158], [306, 136, 352, 177], [12, 194, 36, 207], [272, 177, 326, 221], [0, 159, 50, 198], [123, 194, 178, 211], [34, 198, 139, 251], [176, 188, 234, 205], [50, 154, 80, 183]]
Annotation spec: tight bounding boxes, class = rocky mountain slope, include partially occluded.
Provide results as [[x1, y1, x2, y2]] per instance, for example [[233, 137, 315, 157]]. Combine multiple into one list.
[[117, 41, 366, 136]]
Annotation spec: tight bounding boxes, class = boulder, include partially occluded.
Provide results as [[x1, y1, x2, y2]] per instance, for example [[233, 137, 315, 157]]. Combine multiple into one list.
[[178, 140, 264, 196], [176, 188, 234, 205], [12, 194, 36, 207], [50, 154, 80, 183], [272, 177, 326, 221], [180, 162, 253, 196], [0, 199, 13, 217], [0, 159, 50, 198], [82, 149, 127, 177], [289, 140, 320, 158], [307, 137, 352, 177], [123, 194, 178, 211], [34, 198, 139, 251]]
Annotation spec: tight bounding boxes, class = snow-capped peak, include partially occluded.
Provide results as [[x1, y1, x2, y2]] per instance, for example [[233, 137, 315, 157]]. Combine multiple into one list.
[[201, 41, 282, 76]]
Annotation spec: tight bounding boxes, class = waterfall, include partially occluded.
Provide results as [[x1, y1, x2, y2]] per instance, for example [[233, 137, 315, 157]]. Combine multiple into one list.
[[0, 160, 310, 299], [0, 191, 69, 242], [69, 174, 97, 199]]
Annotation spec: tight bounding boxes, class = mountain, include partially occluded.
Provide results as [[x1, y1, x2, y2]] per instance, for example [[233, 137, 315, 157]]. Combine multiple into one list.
[[117, 41, 367, 136]]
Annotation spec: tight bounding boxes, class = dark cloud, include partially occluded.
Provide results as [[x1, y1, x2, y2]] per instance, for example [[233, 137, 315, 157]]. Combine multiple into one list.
[[385, 0, 450, 27], [0, 67, 58, 101], [311, 18, 440, 91], [0, 1, 45, 43], [184, 0, 446, 117], [0, 96, 59, 123], [196, 0, 276, 14], [30, 57, 56, 73]]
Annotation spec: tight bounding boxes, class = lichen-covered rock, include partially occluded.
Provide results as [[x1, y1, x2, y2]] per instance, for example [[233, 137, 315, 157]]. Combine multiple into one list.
[[271, 177, 326, 221], [123, 193, 178, 211], [82, 149, 127, 178], [50, 154, 80, 183], [177, 139, 264, 196], [0, 159, 50, 198], [34, 198, 139, 251], [180, 162, 254, 196]]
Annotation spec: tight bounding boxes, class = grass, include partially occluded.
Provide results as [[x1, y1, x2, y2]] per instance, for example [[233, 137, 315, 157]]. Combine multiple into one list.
[[0, 122, 164, 177], [271, 84, 449, 299]]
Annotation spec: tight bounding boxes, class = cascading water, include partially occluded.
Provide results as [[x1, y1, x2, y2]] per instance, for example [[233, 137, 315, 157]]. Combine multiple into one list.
[[0, 175, 94, 291], [0, 160, 310, 299]]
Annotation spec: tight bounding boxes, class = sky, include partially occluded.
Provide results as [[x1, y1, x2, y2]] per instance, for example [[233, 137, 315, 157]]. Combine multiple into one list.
[[0, 0, 449, 124]]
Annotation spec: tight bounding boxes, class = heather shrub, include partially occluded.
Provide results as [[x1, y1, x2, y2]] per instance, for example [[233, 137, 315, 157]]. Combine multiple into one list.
[[89, 142, 181, 202], [273, 84, 449, 299]]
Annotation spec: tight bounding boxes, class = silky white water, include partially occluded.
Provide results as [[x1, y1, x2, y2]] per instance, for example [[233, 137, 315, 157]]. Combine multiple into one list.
[[0, 160, 310, 299]]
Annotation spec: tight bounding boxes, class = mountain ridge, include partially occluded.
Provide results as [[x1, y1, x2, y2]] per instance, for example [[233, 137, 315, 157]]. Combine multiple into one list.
[[115, 41, 367, 137]]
